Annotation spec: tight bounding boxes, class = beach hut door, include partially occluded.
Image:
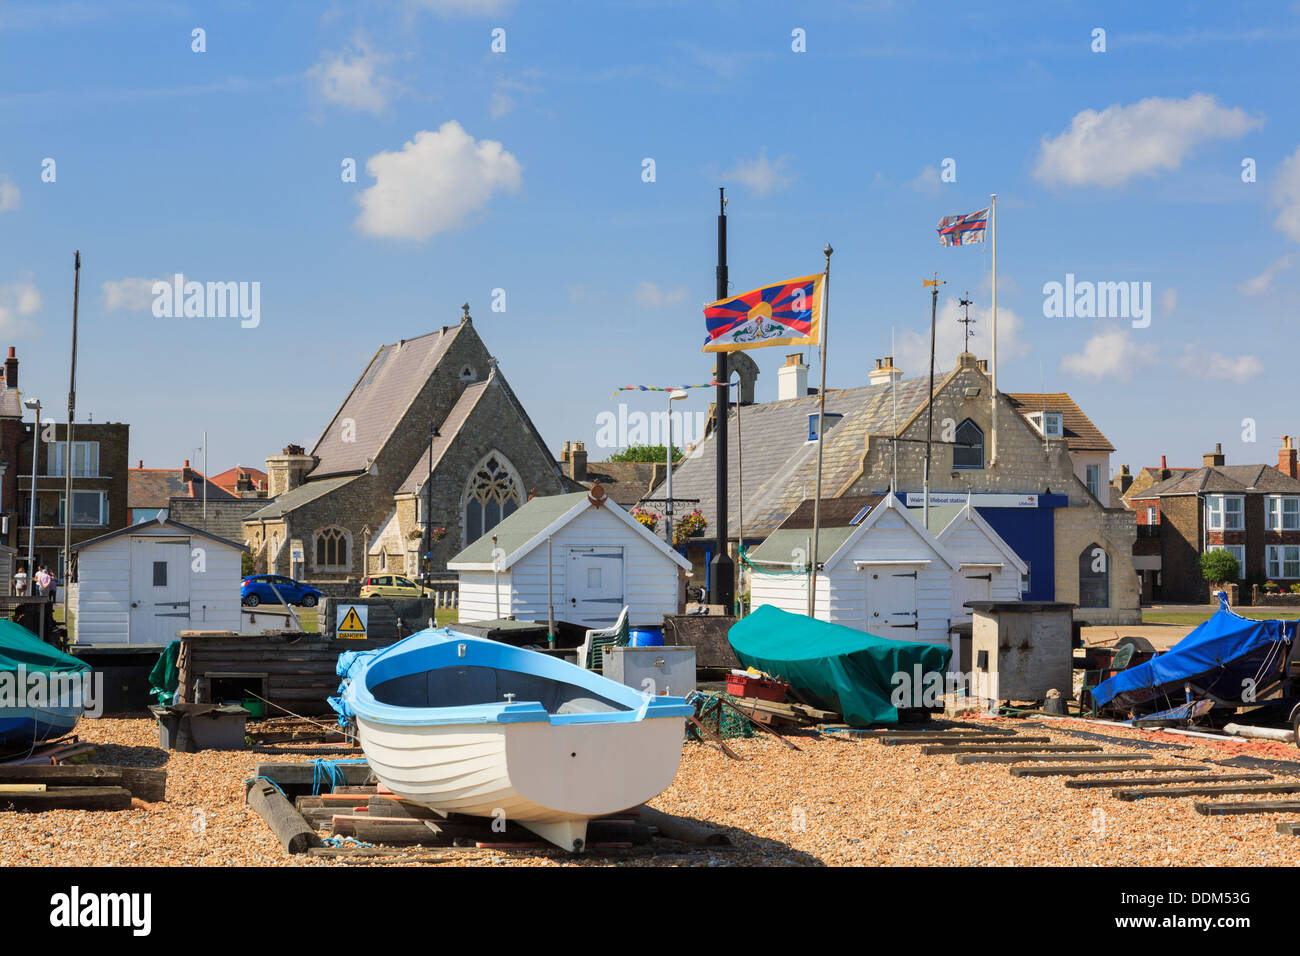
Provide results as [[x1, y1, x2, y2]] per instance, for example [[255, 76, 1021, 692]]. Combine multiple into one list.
[[566, 546, 625, 627], [130, 537, 192, 644], [864, 567, 919, 638]]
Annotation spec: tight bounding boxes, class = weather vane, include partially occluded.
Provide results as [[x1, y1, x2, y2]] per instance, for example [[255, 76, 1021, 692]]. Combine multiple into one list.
[[958, 291, 975, 353]]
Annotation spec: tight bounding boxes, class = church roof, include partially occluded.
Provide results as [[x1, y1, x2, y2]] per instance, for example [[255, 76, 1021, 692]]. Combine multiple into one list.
[[396, 380, 492, 495], [309, 325, 466, 479], [243, 474, 356, 520]]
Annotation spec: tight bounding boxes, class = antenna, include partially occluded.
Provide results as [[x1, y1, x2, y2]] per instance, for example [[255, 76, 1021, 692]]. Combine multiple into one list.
[[958, 291, 975, 353]]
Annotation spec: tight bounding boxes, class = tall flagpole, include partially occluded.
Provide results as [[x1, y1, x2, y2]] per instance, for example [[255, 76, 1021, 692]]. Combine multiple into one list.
[[807, 244, 833, 618], [922, 273, 946, 530], [710, 188, 735, 611], [989, 193, 998, 465], [62, 251, 80, 619]]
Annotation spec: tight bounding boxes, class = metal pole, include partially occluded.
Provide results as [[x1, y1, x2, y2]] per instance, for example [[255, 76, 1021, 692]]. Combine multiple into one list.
[[709, 187, 735, 611], [922, 274, 945, 529], [62, 251, 79, 608], [424, 422, 434, 590], [27, 403, 39, 585], [808, 245, 833, 618], [735, 378, 744, 615], [547, 535, 555, 647], [989, 193, 998, 465], [665, 392, 674, 544], [202, 430, 208, 532]]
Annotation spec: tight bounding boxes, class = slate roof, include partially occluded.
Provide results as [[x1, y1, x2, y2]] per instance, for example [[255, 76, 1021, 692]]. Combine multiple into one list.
[[659, 374, 933, 539], [746, 495, 884, 567], [243, 474, 356, 520], [129, 469, 238, 509], [579, 461, 658, 507], [1137, 464, 1300, 497], [309, 325, 465, 479], [397, 380, 492, 495], [448, 491, 593, 565], [1006, 393, 1114, 453]]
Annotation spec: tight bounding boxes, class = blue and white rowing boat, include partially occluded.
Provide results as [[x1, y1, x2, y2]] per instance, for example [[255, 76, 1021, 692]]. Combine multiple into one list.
[[0, 620, 89, 756], [330, 627, 693, 851]]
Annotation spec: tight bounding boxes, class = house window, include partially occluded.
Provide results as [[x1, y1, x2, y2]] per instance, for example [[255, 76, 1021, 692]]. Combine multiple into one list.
[[463, 453, 521, 544], [1042, 412, 1063, 437], [1086, 464, 1100, 499], [58, 491, 107, 527], [1078, 543, 1109, 608], [1207, 544, 1245, 578], [952, 419, 984, 470], [1267, 496, 1300, 531], [315, 527, 349, 570], [47, 441, 100, 478], [1267, 545, 1300, 579], [1146, 506, 1158, 524], [1206, 494, 1243, 531]]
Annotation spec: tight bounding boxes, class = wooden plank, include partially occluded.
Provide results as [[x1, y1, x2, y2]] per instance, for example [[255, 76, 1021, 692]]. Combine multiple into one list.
[[0, 784, 46, 792], [954, 752, 1148, 765], [0, 786, 133, 811], [245, 777, 323, 854], [883, 735, 1049, 747], [1195, 799, 1300, 816], [0, 765, 124, 786], [1014, 763, 1207, 778], [1113, 781, 1300, 802], [253, 762, 373, 788], [921, 743, 1103, 755], [637, 805, 731, 845], [1275, 821, 1300, 836], [368, 796, 443, 820], [1065, 773, 1269, 788]]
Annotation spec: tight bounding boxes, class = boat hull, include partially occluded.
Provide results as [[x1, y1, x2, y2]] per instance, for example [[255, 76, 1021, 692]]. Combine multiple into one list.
[[0, 706, 81, 755], [356, 711, 686, 848]]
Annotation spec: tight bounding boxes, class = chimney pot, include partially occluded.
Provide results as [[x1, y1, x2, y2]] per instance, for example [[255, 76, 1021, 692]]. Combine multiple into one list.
[[4, 347, 17, 389]]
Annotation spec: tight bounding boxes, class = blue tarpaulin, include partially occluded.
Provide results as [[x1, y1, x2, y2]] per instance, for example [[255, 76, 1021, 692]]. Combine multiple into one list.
[[1092, 607, 1296, 709]]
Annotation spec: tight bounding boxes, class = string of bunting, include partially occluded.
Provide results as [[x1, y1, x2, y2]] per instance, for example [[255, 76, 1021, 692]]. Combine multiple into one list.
[[609, 381, 735, 399]]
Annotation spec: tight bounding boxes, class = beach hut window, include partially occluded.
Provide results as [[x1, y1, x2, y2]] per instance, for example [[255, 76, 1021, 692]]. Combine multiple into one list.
[[1077, 543, 1109, 608], [952, 419, 984, 470]]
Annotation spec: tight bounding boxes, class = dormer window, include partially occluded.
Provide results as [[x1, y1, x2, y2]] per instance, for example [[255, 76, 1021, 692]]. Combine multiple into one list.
[[1042, 412, 1063, 438], [808, 412, 843, 442]]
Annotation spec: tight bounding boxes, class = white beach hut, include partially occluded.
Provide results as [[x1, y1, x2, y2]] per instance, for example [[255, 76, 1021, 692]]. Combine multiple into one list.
[[746, 493, 958, 645], [68, 516, 247, 645], [447, 485, 691, 629]]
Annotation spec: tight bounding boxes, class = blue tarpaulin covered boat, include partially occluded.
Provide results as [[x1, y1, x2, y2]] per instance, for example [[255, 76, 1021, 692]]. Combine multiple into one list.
[[0, 620, 90, 755], [1092, 603, 1297, 711]]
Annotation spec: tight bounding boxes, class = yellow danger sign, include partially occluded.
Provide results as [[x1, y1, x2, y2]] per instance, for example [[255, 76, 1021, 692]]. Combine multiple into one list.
[[337, 605, 367, 638]]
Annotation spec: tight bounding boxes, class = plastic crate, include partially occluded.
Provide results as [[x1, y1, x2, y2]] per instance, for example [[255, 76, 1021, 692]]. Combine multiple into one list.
[[726, 673, 788, 702]]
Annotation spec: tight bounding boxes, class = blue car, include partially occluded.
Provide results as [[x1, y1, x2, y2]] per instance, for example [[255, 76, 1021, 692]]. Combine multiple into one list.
[[241, 574, 323, 608]]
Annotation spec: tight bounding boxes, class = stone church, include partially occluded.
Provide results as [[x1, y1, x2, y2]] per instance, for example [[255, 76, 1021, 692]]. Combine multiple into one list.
[[243, 308, 571, 582]]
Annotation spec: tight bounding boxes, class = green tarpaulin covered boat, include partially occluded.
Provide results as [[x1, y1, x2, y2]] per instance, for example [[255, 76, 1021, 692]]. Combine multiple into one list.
[[728, 605, 952, 726]]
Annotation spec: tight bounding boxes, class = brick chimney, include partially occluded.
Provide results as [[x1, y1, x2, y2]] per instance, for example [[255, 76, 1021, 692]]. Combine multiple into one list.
[[265, 445, 315, 497], [1281, 436, 1298, 479], [4, 348, 16, 389], [569, 441, 588, 482], [181, 459, 196, 484], [1203, 443, 1225, 468], [1114, 463, 1133, 496], [778, 353, 809, 401], [1160, 455, 1170, 480]]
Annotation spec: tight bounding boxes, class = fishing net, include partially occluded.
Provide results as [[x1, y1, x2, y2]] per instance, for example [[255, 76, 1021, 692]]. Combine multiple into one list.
[[688, 692, 757, 741]]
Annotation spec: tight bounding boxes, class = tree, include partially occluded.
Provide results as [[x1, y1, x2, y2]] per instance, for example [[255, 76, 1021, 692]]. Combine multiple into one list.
[[1199, 549, 1240, 584], [610, 444, 683, 463]]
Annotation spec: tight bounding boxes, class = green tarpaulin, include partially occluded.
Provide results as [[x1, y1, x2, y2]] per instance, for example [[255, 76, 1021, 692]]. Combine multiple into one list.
[[149, 641, 181, 705], [0, 619, 90, 678], [727, 605, 952, 726]]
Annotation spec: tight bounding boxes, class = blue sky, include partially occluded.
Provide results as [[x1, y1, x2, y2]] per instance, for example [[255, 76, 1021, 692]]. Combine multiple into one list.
[[2, 0, 1298, 481]]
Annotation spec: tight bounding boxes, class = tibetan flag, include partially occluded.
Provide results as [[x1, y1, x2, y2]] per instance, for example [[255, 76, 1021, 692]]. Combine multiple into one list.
[[937, 208, 988, 246], [702, 274, 824, 353]]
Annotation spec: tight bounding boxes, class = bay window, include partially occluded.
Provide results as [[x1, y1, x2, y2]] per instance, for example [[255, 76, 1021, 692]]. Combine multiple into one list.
[[1206, 494, 1243, 531], [1267, 496, 1300, 531], [1267, 545, 1300, 580]]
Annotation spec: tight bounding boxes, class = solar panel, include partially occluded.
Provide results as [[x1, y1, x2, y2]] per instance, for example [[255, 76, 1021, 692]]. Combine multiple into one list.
[[849, 505, 872, 526]]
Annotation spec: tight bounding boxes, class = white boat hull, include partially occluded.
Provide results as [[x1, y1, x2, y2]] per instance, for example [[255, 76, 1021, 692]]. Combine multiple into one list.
[[356, 713, 686, 849]]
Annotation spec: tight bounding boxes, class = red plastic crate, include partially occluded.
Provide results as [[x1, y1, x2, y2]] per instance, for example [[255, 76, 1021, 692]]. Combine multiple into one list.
[[726, 673, 788, 702]]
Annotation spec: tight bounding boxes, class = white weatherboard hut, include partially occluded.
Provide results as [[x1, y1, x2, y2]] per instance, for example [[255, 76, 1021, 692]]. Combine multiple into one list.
[[448, 486, 691, 629], [69, 516, 247, 645], [746, 493, 958, 645]]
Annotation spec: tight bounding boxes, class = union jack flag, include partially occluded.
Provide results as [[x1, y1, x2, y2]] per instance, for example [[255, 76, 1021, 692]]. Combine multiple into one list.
[[937, 207, 988, 246], [702, 274, 823, 353]]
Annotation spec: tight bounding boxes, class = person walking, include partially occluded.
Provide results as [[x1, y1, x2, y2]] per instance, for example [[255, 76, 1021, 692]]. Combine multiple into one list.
[[13, 565, 27, 596], [34, 565, 50, 599]]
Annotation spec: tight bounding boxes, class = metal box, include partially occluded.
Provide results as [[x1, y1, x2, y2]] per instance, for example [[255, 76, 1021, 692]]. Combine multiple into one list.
[[967, 601, 1076, 704], [604, 646, 697, 698]]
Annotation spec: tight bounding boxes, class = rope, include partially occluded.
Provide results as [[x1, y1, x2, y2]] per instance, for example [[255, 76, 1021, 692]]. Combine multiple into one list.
[[321, 835, 375, 849], [242, 775, 288, 798], [312, 758, 370, 796], [242, 689, 358, 744], [739, 545, 809, 577]]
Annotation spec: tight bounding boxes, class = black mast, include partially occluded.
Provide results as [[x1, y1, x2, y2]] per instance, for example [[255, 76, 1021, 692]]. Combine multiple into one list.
[[709, 188, 735, 610]]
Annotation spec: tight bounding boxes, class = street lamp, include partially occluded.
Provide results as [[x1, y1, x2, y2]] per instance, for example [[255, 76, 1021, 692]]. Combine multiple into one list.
[[664, 390, 688, 545], [423, 422, 440, 592], [23, 397, 40, 590]]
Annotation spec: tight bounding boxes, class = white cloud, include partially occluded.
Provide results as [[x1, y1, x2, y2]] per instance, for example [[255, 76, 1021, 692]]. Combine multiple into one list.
[[409, 0, 514, 14], [1274, 145, 1300, 242], [0, 177, 18, 211], [308, 40, 396, 114], [893, 296, 1030, 377], [1159, 287, 1177, 316], [1060, 323, 1151, 381], [1239, 254, 1295, 295], [1033, 94, 1262, 188], [910, 165, 941, 195], [724, 149, 793, 196], [0, 279, 41, 337], [102, 277, 164, 311], [489, 91, 512, 118], [354, 121, 522, 241], [1176, 346, 1263, 383], [634, 281, 688, 308]]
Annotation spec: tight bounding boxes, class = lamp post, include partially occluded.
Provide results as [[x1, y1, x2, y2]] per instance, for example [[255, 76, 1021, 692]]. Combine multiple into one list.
[[23, 397, 40, 587], [664, 390, 688, 544], [423, 422, 439, 592]]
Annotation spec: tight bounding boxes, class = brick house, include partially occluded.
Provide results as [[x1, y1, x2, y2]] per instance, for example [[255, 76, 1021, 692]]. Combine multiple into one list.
[[1126, 440, 1300, 603], [663, 351, 1140, 625], [16, 421, 130, 582], [128, 460, 238, 524], [0, 349, 25, 550], [244, 309, 569, 583]]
